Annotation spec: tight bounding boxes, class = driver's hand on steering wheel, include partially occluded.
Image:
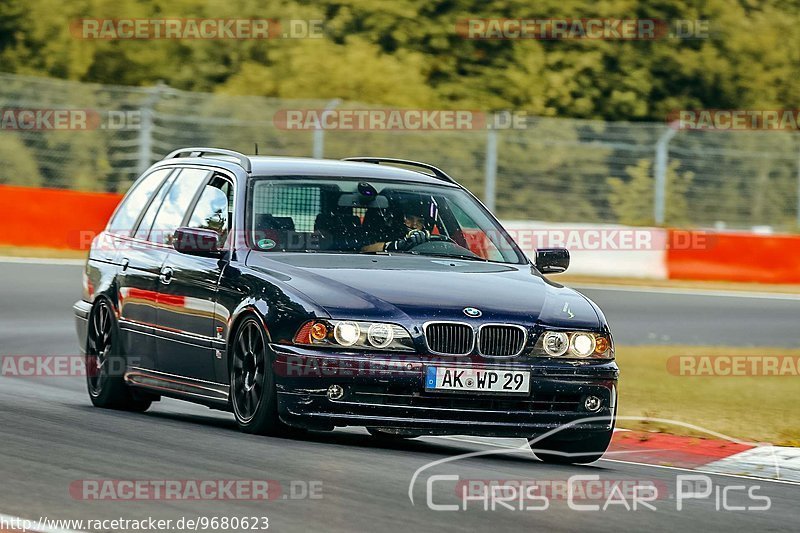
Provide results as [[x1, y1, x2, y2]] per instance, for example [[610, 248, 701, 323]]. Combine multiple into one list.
[[384, 229, 430, 251]]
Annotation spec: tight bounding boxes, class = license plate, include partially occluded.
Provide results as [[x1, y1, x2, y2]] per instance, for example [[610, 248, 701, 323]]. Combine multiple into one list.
[[425, 367, 530, 394]]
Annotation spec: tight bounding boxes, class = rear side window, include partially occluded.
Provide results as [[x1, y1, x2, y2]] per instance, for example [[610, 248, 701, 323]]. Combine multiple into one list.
[[252, 182, 321, 233], [148, 168, 210, 245], [107, 169, 171, 235]]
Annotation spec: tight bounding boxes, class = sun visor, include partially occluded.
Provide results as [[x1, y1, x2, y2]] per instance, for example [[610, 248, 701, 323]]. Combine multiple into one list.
[[338, 193, 389, 209]]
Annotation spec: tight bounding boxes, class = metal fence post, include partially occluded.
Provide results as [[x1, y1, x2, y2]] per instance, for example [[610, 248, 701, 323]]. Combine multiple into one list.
[[312, 98, 341, 159], [136, 82, 164, 176], [484, 121, 498, 211], [654, 126, 677, 225]]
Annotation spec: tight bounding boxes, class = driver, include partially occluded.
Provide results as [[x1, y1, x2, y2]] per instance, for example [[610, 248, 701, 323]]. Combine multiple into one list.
[[362, 197, 434, 252]]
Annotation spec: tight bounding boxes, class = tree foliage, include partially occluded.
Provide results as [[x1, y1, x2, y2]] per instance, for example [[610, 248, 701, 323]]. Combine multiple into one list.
[[0, 0, 798, 229], [0, 0, 797, 118]]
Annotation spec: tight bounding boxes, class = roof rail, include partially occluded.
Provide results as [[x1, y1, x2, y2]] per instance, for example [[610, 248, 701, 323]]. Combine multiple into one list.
[[163, 147, 252, 173], [342, 157, 456, 184]]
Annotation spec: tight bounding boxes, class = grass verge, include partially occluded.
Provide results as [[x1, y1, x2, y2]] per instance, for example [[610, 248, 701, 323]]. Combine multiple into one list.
[[616, 345, 800, 446]]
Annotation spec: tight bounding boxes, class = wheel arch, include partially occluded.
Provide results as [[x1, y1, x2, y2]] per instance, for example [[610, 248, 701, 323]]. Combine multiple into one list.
[[225, 304, 274, 375]]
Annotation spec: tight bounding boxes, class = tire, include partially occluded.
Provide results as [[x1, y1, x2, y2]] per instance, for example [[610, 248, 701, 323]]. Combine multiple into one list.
[[230, 317, 281, 435], [86, 299, 151, 412], [528, 430, 613, 465], [366, 428, 420, 441]]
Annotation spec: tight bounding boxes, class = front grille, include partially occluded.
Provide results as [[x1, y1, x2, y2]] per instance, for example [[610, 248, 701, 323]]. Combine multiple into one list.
[[479, 325, 527, 356], [425, 323, 474, 355]]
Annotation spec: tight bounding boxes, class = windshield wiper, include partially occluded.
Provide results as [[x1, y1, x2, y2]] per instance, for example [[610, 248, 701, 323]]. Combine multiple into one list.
[[357, 250, 488, 262], [413, 252, 488, 262]]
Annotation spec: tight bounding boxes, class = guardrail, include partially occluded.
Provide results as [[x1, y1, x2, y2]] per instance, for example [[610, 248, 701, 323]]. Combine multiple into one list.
[[2, 184, 798, 284]]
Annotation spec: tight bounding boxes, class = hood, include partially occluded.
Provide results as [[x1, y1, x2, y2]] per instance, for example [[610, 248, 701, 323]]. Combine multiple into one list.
[[246, 252, 600, 329]]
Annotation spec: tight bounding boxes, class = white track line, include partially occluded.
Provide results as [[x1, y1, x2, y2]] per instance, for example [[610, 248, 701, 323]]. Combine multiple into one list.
[[427, 435, 800, 486], [0, 256, 84, 266], [599, 458, 800, 486]]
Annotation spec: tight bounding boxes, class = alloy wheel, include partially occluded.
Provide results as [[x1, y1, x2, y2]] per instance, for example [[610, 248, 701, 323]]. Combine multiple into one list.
[[232, 320, 267, 422], [86, 301, 113, 397]]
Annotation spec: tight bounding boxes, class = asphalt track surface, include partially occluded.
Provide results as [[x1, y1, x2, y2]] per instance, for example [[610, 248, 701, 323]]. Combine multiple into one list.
[[0, 261, 797, 532]]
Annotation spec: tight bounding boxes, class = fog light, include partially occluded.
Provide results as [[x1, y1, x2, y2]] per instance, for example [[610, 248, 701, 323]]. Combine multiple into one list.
[[327, 384, 344, 400], [584, 395, 602, 412]]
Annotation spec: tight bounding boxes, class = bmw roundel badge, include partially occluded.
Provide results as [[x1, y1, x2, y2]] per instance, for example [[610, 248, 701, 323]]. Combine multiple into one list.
[[463, 307, 482, 318]]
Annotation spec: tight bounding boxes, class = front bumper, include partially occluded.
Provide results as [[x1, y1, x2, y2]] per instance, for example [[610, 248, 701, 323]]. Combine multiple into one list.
[[73, 300, 92, 355], [271, 345, 618, 438]]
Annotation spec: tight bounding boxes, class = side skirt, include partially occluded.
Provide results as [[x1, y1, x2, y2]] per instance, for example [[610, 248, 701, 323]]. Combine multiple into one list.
[[125, 367, 230, 410]]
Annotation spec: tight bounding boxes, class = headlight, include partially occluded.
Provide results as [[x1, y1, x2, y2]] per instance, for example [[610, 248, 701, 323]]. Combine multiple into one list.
[[570, 332, 596, 357], [334, 321, 360, 346], [367, 323, 394, 348], [294, 320, 414, 351], [532, 330, 613, 359], [542, 331, 569, 356]]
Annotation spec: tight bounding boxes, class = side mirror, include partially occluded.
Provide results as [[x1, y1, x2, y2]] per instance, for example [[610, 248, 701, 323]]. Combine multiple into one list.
[[173, 227, 224, 257], [535, 248, 569, 274]]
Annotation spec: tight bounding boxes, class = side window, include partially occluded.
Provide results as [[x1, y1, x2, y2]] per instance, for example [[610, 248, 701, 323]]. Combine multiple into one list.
[[186, 175, 234, 248], [107, 169, 171, 236], [148, 168, 210, 245], [133, 171, 177, 240]]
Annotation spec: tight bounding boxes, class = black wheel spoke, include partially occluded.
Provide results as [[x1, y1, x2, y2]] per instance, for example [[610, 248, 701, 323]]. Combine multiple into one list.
[[249, 387, 258, 410], [92, 312, 101, 340], [99, 308, 106, 336], [244, 387, 253, 413], [247, 326, 255, 353]]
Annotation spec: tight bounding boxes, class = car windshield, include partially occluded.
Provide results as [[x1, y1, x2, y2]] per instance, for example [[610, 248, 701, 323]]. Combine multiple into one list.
[[247, 177, 526, 264]]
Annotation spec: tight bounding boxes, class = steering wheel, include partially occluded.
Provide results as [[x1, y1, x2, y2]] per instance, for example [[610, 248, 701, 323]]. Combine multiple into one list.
[[406, 233, 482, 259]]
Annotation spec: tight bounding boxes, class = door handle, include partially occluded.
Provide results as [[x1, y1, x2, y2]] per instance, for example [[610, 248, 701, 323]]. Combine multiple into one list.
[[159, 266, 174, 285]]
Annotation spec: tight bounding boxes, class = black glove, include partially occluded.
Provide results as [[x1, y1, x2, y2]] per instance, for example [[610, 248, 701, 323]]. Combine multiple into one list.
[[384, 229, 430, 251]]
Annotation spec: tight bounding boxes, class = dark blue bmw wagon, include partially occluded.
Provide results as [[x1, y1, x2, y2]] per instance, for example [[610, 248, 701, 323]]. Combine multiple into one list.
[[74, 147, 618, 464]]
